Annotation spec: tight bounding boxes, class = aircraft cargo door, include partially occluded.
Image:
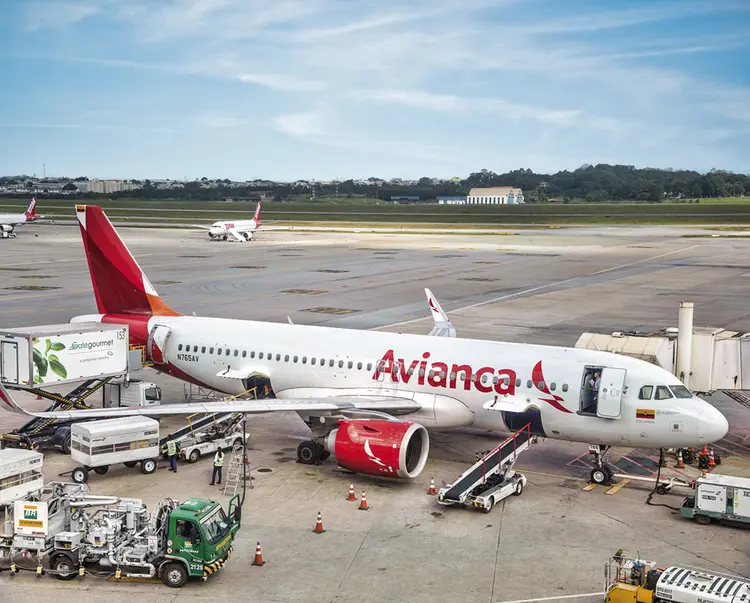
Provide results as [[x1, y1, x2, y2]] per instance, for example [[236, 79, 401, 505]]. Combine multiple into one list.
[[597, 367, 626, 419], [147, 324, 172, 365]]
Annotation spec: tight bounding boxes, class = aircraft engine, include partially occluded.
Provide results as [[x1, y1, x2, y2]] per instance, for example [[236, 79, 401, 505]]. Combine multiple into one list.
[[324, 419, 429, 479], [1, 224, 13, 232]]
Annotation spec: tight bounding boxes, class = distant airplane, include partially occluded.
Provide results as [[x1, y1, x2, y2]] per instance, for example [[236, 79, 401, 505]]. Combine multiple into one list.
[[0, 198, 41, 239], [194, 201, 262, 242]]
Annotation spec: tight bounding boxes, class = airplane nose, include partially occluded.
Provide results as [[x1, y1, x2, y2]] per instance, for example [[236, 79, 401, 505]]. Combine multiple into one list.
[[697, 400, 729, 443]]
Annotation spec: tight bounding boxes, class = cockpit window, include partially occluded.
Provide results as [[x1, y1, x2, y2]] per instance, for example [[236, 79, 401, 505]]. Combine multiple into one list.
[[638, 386, 653, 400], [655, 386, 673, 400], [669, 385, 693, 399]]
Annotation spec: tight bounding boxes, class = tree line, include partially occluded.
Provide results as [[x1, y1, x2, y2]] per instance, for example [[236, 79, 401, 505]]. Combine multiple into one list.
[[2, 164, 748, 202]]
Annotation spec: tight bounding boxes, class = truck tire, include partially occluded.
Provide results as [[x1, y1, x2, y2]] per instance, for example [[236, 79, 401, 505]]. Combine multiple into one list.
[[162, 562, 188, 588], [141, 459, 157, 474], [93, 466, 109, 475], [61, 432, 72, 455], [72, 467, 89, 484], [124, 461, 138, 468], [50, 553, 77, 581], [483, 497, 494, 514], [513, 480, 524, 496], [695, 514, 711, 525], [188, 449, 200, 463]]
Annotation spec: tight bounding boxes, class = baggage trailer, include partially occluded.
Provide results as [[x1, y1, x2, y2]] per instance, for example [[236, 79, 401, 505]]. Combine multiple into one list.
[[0, 449, 44, 505], [69, 417, 161, 484], [437, 423, 533, 513], [0, 481, 242, 587], [679, 473, 750, 527]]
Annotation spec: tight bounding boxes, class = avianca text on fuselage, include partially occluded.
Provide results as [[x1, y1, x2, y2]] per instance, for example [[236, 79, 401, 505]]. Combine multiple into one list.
[[373, 349, 516, 395]]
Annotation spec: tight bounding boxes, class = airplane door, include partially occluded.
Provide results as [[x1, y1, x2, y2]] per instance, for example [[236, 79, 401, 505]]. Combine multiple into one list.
[[597, 367, 626, 419], [147, 324, 172, 365]]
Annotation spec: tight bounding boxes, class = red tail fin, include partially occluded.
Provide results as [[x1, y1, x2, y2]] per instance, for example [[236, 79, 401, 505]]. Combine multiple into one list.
[[76, 205, 180, 317], [253, 201, 262, 225], [25, 197, 37, 220]]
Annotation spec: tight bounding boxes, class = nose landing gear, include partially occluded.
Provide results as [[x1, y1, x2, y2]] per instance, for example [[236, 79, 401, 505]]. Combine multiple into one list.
[[589, 444, 614, 485]]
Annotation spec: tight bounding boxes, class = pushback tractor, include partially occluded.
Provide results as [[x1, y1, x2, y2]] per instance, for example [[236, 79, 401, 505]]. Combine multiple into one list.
[[0, 481, 242, 587]]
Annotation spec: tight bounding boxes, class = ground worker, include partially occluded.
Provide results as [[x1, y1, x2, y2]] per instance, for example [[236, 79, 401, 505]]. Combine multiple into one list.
[[210, 448, 225, 485], [166, 434, 178, 473]]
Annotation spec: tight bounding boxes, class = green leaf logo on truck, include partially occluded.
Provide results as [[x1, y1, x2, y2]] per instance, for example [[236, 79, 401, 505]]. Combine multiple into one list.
[[32, 338, 67, 384]]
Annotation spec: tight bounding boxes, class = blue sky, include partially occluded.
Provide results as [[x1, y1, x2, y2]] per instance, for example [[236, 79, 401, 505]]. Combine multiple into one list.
[[1, 0, 749, 181]]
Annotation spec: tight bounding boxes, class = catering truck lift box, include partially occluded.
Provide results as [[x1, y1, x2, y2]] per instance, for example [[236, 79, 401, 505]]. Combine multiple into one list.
[[0, 323, 129, 387], [0, 482, 241, 587], [70, 417, 160, 484], [679, 473, 750, 526], [0, 449, 44, 505]]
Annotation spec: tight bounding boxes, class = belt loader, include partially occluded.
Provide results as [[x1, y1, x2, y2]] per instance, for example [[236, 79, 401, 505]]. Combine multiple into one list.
[[0, 481, 241, 587]]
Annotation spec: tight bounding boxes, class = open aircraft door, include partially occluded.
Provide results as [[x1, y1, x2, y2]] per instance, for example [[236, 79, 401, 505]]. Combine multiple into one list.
[[597, 367, 626, 419], [147, 324, 172, 365]]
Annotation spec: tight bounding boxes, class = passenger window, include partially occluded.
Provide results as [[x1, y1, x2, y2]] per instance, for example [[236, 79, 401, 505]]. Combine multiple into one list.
[[202, 347, 206, 353], [241, 350, 246, 357], [226, 349, 231, 356], [276, 354, 281, 361], [259, 352, 264, 359], [493, 376, 499, 385], [550, 382, 556, 391], [639, 386, 654, 400], [527, 380, 532, 388], [234, 350, 239, 357], [250, 351, 255, 359], [358, 362, 363, 370], [655, 386, 673, 400], [482, 375, 489, 384], [284, 355, 289, 362], [449, 372, 456, 381], [407, 367, 414, 375], [329, 359, 334, 367], [217, 348, 222, 355], [428, 370, 434, 379], [516, 378, 521, 387], [311, 358, 317, 365], [538, 381, 545, 390], [193, 346, 198, 352], [562, 384, 568, 392], [293, 356, 298, 363], [419, 368, 425, 377], [302, 356, 307, 364], [367, 363, 372, 371], [209, 347, 214, 354], [338, 360, 344, 368], [320, 358, 324, 365], [348, 361, 353, 369], [178, 344, 183, 351]]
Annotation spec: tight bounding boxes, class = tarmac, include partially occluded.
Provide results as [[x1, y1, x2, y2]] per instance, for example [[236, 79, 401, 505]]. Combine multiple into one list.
[[0, 223, 749, 602]]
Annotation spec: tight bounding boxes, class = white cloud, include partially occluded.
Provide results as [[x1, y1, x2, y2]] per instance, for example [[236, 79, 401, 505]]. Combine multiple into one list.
[[24, 1, 101, 30], [273, 110, 329, 138]]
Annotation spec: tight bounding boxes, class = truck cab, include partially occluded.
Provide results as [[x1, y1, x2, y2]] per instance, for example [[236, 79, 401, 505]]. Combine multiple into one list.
[[105, 378, 162, 408], [163, 496, 241, 587]]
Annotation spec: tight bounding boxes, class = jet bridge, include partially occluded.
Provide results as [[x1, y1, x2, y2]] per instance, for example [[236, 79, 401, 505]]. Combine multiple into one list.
[[437, 424, 533, 510]]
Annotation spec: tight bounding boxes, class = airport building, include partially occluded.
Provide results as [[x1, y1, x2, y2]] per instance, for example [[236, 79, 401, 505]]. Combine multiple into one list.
[[88, 179, 140, 194], [466, 186, 524, 204]]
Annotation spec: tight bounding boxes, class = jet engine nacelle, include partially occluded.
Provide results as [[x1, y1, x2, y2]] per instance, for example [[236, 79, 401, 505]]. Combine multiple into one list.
[[325, 419, 429, 479], [1, 224, 13, 232]]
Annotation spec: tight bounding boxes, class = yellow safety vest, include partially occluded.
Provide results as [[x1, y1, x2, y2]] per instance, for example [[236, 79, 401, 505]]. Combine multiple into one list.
[[214, 452, 224, 467], [166, 440, 177, 456]]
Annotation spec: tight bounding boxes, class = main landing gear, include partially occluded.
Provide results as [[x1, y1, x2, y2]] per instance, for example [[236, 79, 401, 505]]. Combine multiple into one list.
[[588, 444, 615, 486], [297, 440, 331, 465]]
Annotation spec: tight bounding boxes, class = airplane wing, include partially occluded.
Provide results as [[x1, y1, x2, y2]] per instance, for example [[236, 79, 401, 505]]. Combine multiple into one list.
[[425, 288, 456, 338], [228, 228, 246, 242], [189, 224, 213, 230], [0, 381, 420, 420]]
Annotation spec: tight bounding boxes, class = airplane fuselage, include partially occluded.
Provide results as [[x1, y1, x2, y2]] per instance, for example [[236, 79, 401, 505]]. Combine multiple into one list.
[[73, 313, 728, 449]]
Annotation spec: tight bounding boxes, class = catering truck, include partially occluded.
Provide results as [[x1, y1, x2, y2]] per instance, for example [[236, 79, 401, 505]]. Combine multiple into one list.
[[0, 323, 129, 387], [0, 481, 241, 587]]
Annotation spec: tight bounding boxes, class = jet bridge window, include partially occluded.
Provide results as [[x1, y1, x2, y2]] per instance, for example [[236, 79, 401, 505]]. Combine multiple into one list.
[[655, 386, 673, 400], [638, 386, 654, 400]]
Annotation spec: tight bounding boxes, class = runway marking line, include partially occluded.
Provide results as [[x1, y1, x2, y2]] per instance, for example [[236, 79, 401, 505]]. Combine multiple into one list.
[[495, 591, 606, 603]]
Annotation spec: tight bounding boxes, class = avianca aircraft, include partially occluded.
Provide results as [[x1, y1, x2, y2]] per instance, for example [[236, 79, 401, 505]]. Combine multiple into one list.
[[0, 197, 40, 238], [196, 201, 262, 242], [0, 205, 729, 486]]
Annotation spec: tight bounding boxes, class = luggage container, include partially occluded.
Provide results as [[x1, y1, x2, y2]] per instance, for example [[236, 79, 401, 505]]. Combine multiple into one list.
[[679, 473, 750, 526], [70, 417, 160, 484], [0, 449, 44, 505]]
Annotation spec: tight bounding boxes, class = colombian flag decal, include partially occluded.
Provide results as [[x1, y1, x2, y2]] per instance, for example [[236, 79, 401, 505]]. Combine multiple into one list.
[[636, 408, 655, 420]]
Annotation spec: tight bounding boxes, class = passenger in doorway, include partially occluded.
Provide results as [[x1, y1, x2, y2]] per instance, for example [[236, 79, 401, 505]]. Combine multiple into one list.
[[589, 372, 601, 407], [166, 434, 178, 473], [210, 449, 225, 485]]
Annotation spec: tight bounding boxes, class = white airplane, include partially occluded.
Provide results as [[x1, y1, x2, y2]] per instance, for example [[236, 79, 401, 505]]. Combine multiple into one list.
[[0, 197, 41, 238], [0, 205, 729, 485], [196, 201, 262, 242]]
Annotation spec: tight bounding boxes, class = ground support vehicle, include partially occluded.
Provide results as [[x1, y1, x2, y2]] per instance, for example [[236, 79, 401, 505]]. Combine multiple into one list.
[[437, 424, 532, 513], [69, 417, 161, 484], [161, 413, 247, 464], [0, 481, 242, 587], [0, 449, 44, 505], [679, 473, 750, 527], [604, 551, 750, 603]]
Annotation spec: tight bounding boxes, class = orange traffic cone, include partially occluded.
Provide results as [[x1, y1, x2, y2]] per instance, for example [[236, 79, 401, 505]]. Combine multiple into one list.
[[675, 449, 685, 469], [359, 490, 369, 511], [347, 484, 356, 501], [427, 478, 437, 495], [313, 512, 326, 534], [251, 542, 265, 566], [708, 448, 716, 468]]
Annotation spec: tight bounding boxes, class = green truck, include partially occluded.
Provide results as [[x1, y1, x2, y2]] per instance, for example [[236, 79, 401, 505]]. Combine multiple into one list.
[[1, 482, 242, 587]]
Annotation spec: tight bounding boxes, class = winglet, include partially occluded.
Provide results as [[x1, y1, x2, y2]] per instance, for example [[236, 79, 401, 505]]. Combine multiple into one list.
[[287, 316, 294, 325], [0, 381, 33, 416], [425, 288, 456, 338]]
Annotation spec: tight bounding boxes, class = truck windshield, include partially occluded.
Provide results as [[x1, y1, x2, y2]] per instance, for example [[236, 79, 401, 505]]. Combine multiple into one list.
[[200, 506, 230, 543]]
